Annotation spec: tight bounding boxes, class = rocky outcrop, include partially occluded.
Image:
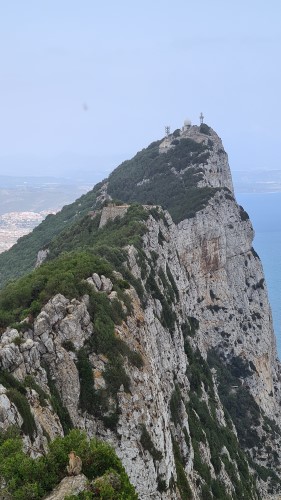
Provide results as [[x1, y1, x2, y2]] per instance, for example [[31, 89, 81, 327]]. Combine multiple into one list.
[[0, 125, 281, 499], [35, 248, 49, 268], [44, 474, 88, 500], [159, 123, 234, 193]]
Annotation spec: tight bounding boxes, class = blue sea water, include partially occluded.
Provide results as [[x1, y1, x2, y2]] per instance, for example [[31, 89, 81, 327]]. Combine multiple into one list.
[[236, 193, 281, 358]]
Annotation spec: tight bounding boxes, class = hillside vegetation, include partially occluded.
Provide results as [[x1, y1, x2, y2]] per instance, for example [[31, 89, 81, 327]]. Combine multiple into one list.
[[0, 428, 137, 499], [0, 128, 221, 289], [0, 182, 102, 288], [107, 137, 217, 221]]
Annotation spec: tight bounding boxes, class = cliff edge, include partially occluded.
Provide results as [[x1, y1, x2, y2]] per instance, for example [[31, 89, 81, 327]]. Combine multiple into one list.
[[0, 123, 280, 499]]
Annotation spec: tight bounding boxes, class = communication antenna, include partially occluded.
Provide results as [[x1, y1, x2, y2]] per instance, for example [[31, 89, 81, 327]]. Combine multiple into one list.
[[165, 126, 170, 137], [199, 112, 204, 125]]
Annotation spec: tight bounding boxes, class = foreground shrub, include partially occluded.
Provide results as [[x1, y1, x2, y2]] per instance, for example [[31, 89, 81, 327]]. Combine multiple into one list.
[[0, 429, 137, 499]]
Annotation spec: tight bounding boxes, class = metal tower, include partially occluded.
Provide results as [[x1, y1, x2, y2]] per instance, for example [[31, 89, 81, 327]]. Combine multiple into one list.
[[165, 126, 170, 137]]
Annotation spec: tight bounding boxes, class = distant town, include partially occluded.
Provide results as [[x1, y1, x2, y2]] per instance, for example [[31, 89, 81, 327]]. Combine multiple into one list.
[[0, 211, 52, 253], [1, 170, 281, 254], [0, 175, 92, 254]]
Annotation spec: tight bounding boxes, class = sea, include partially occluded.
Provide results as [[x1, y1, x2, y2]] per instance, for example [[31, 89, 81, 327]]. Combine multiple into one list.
[[236, 192, 281, 359]]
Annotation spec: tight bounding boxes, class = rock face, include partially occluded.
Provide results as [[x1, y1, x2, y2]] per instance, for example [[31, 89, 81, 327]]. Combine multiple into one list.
[[44, 474, 88, 500], [159, 123, 234, 193], [1, 125, 281, 499]]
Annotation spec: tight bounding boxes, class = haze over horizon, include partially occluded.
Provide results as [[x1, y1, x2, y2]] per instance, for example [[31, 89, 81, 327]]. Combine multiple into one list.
[[1, 1, 280, 180]]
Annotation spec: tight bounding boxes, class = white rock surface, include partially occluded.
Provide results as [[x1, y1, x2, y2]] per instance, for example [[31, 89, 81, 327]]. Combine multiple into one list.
[[44, 474, 88, 500], [0, 127, 280, 499]]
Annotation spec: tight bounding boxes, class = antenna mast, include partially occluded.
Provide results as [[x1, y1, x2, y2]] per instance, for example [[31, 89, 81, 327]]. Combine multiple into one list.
[[165, 126, 170, 137], [199, 112, 204, 125]]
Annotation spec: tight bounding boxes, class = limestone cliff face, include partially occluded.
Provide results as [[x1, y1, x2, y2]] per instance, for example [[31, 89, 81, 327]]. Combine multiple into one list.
[[0, 126, 281, 499]]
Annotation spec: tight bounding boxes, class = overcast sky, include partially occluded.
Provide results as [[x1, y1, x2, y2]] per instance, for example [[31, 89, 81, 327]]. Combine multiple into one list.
[[0, 1, 280, 180]]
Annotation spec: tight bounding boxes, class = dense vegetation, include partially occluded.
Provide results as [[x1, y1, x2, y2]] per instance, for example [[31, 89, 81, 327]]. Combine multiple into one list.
[[76, 288, 143, 430], [0, 128, 220, 289], [0, 204, 148, 328], [107, 136, 219, 223], [0, 205, 148, 433], [0, 252, 112, 327], [47, 203, 148, 261], [0, 182, 103, 288], [0, 428, 137, 499]]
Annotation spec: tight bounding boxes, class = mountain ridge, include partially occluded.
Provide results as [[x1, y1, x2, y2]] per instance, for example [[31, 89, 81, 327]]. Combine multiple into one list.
[[0, 123, 235, 288], [0, 123, 280, 499]]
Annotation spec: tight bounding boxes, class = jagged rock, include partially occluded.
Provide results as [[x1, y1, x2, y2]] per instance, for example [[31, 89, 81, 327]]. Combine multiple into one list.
[[52, 345, 81, 425], [0, 344, 22, 372], [86, 276, 98, 291], [92, 272, 102, 290], [42, 294, 69, 326], [100, 274, 113, 293], [0, 329, 20, 346], [1, 125, 281, 499], [31, 395, 63, 441], [108, 290, 118, 301], [44, 474, 88, 500], [0, 385, 23, 429], [34, 311, 51, 338], [35, 248, 49, 268]]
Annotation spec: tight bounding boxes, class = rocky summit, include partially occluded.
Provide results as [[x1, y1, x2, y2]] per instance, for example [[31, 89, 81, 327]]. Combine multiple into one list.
[[0, 123, 280, 499]]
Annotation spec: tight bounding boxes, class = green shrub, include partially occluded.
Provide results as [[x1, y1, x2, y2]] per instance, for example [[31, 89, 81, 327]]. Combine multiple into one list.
[[0, 370, 27, 395], [77, 348, 97, 415], [24, 376, 48, 407], [207, 349, 261, 449], [0, 426, 21, 445], [159, 267, 175, 304], [61, 340, 76, 352], [166, 264, 179, 301], [0, 429, 137, 499], [140, 424, 163, 461], [0, 251, 113, 327], [239, 205, 249, 221], [157, 477, 167, 492], [44, 364, 73, 435], [7, 388, 36, 439], [182, 317, 199, 338], [13, 335, 24, 346], [172, 438, 192, 499], [211, 479, 229, 499], [170, 384, 182, 425], [193, 441, 211, 485], [103, 358, 130, 395]]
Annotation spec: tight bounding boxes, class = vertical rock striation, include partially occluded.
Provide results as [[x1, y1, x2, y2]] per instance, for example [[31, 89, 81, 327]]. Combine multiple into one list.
[[0, 124, 281, 499]]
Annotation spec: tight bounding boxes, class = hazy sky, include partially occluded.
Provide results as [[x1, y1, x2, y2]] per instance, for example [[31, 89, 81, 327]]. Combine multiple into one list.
[[0, 1, 280, 180]]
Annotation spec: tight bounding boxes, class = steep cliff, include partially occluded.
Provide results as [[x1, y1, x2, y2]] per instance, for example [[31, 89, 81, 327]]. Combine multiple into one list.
[[0, 124, 280, 499]]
